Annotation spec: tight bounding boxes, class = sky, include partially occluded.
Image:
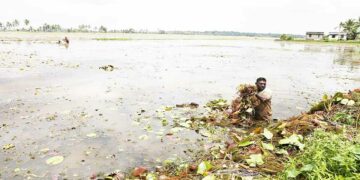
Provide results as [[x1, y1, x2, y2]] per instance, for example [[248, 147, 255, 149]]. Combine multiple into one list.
[[1, 0, 359, 34]]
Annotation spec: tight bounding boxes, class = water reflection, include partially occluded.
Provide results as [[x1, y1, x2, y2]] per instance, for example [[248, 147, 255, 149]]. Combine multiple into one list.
[[299, 44, 360, 70], [332, 46, 360, 70]]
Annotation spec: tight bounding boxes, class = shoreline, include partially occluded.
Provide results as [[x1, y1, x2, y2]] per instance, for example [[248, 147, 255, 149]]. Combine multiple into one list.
[[0, 32, 276, 41], [277, 39, 360, 46]]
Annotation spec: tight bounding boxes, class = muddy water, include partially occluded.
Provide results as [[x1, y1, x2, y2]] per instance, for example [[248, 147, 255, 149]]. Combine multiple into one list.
[[0, 39, 359, 178]]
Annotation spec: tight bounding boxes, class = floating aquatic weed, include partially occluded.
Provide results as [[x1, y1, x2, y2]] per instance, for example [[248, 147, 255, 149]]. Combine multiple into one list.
[[99, 65, 115, 71]]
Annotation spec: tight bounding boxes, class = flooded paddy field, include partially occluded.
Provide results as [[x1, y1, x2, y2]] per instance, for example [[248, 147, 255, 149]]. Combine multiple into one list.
[[0, 33, 359, 179]]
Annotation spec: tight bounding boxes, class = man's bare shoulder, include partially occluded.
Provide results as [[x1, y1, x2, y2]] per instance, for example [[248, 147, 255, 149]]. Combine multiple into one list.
[[258, 88, 272, 101]]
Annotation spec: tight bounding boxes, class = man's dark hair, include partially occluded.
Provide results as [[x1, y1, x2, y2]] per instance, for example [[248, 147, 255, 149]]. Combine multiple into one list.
[[256, 77, 266, 83]]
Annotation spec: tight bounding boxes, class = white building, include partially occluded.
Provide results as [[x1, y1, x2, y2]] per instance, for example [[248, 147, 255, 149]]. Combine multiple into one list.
[[328, 32, 347, 41], [306, 32, 324, 40]]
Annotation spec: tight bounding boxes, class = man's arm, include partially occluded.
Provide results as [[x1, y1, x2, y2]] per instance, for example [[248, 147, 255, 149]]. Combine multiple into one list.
[[256, 94, 266, 102]]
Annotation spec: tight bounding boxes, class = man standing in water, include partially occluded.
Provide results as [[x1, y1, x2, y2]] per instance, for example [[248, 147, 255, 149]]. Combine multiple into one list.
[[254, 77, 272, 122]]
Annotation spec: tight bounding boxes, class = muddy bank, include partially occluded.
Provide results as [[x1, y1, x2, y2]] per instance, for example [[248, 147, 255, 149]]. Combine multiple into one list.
[[102, 89, 360, 179]]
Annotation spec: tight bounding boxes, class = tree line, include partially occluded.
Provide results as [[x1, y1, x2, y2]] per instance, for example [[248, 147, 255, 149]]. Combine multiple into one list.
[[0, 19, 305, 38], [0, 19, 135, 33]]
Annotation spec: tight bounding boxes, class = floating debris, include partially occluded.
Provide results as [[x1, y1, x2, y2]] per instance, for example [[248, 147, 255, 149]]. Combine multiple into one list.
[[3, 144, 15, 150], [99, 65, 115, 71]]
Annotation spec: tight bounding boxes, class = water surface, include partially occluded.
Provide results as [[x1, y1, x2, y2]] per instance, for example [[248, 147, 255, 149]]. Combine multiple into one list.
[[0, 38, 359, 178]]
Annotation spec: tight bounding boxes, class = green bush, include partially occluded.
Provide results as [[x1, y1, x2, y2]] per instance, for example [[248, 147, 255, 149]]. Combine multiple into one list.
[[280, 34, 293, 41], [279, 130, 360, 179]]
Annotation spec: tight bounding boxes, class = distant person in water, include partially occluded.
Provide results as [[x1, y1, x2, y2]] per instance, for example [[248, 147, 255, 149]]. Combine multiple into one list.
[[254, 77, 272, 122], [63, 36, 69, 44], [57, 37, 69, 48]]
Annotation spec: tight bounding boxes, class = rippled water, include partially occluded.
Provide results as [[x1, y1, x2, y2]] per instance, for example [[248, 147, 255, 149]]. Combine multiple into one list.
[[0, 39, 359, 178]]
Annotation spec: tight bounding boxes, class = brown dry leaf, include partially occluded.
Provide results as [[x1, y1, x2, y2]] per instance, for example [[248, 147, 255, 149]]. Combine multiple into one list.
[[132, 166, 148, 177]]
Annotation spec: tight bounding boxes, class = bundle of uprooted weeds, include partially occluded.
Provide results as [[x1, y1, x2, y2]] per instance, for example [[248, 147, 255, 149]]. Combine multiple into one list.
[[229, 84, 260, 126]]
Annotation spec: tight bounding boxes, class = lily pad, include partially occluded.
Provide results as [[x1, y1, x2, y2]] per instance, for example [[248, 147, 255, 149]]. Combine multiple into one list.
[[146, 173, 157, 180], [170, 127, 184, 134], [262, 142, 274, 151], [245, 154, 264, 167], [347, 100, 355, 106], [197, 161, 212, 175], [275, 149, 289, 155], [263, 128, 273, 139], [202, 174, 216, 180], [46, 156, 64, 165], [138, 135, 149, 140], [340, 99, 349, 105], [86, 133, 97, 138], [238, 140, 254, 147], [279, 134, 305, 150]]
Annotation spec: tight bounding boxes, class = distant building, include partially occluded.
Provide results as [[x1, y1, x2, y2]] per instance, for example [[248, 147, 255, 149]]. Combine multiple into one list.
[[306, 32, 324, 40], [328, 32, 347, 41]]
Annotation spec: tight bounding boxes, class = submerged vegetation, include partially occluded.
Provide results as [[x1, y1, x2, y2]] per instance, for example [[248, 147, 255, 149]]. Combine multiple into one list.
[[94, 87, 360, 179]]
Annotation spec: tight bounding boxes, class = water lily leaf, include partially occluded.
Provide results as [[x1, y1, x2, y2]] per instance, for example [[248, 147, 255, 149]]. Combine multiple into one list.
[[170, 127, 184, 134], [202, 174, 216, 180], [146, 173, 157, 180], [86, 133, 97, 138], [279, 134, 305, 150], [199, 129, 212, 137], [340, 99, 349, 105], [179, 121, 191, 128], [161, 118, 168, 126], [197, 161, 212, 175], [46, 156, 64, 165], [261, 142, 274, 151], [246, 108, 253, 113], [238, 140, 254, 147], [347, 100, 355, 106], [245, 154, 264, 167], [275, 149, 289, 155], [138, 135, 149, 140], [263, 128, 273, 139]]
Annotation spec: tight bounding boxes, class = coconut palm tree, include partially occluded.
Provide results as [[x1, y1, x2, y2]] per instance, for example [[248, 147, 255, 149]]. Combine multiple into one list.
[[24, 19, 30, 30], [340, 19, 360, 40], [6, 21, 12, 30], [99, 25, 107, 33], [12, 19, 19, 30], [24, 19, 30, 26]]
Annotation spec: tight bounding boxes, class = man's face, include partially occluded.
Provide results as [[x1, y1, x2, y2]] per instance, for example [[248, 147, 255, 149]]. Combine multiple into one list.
[[256, 80, 266, 91]]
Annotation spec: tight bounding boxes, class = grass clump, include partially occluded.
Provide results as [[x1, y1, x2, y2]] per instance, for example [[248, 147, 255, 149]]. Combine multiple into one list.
[[279, 129, 360, 179]]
